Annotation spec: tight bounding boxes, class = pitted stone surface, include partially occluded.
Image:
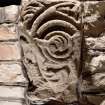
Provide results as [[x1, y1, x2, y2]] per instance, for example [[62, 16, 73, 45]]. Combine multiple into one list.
[[81, 1, 105, 105], [82, 1, 105, 92]]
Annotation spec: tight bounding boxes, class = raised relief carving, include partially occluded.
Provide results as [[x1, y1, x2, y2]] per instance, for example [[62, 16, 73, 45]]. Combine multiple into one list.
[[19, 0, 81, 104]]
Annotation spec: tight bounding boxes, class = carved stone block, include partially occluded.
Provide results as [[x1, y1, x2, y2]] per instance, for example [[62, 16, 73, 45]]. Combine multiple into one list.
[[19, 0, 105, 105], [0, 86, 25, 99], [19, 0, 82, 104]]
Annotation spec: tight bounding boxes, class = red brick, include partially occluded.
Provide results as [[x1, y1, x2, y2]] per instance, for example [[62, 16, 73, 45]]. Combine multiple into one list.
[[0, 42, 21, 60], [0, 27, 17, 40]]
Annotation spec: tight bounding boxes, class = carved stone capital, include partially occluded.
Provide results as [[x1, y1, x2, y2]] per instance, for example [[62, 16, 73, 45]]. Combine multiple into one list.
[[19, 0, 82, 104]]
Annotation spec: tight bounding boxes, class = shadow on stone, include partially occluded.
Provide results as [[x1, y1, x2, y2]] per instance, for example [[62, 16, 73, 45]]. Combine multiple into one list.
[[0, 0, 21, 6]]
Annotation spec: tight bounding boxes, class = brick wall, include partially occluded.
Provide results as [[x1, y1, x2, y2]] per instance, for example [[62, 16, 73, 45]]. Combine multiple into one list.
[[0, 2, 28, 105]]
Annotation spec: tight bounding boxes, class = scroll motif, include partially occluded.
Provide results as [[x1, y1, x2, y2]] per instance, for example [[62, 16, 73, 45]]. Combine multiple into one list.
[[19, 0, 82, 104]]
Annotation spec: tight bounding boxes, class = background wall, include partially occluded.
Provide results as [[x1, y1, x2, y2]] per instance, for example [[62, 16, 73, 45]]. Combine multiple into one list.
[[0, 0, 28, 105]]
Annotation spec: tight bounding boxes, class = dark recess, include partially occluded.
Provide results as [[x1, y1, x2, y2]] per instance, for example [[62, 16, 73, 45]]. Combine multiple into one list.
[[0, 0, 21, 6]]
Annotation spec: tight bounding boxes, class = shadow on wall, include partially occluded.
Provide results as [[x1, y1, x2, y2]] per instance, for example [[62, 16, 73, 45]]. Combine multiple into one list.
[[0, 0, 21, 6]]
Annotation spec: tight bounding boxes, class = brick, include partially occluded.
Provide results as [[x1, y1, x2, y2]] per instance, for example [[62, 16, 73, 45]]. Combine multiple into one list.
[[0, 63, 28, 85], [0, 5, 19, 23], [0, 26, 17, 40], [0, 42, 21, 60], [0, 101, 24, 105], [2, 23, 17, 35], [4, 5, 19, 22], [0, 86, 26, 99]]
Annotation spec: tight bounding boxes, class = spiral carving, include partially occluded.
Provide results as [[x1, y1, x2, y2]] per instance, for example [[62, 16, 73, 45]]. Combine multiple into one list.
[[20, 0, 81, 104], [35, 31, 73, 62], [21, 0, 81, 61]]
